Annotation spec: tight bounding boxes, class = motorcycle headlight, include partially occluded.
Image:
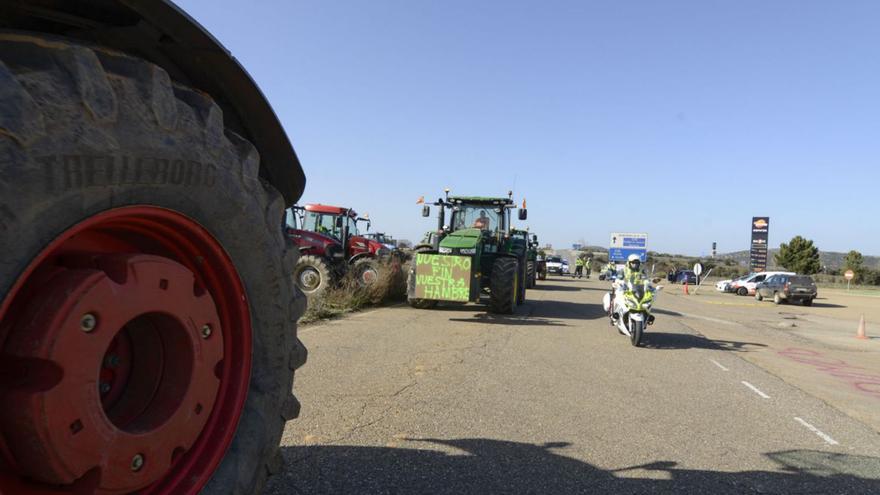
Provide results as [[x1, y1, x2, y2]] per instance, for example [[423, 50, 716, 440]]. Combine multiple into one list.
[[438, 247, 452, 254], [460, 247, 477, 255], [624, 295, 639, 308]]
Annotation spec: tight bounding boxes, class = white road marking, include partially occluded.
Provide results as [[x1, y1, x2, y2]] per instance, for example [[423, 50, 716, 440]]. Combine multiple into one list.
[[741, 381, 770, 399], [709, 359, 729, 371], [794, 417, 839, 446]]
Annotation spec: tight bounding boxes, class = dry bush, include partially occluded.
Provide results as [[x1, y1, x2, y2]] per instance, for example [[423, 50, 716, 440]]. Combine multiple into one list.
[[300, 260, 408, 323]]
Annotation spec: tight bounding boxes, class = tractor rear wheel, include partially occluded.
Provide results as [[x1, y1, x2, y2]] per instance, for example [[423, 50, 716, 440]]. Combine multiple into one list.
[[526, 261, 536, 289], [352, 257, 380, 287], [489, 257, 518, 314], [516, 259, 527, 305], [294, 255, 333, 296], [0, 36, 305, 495]]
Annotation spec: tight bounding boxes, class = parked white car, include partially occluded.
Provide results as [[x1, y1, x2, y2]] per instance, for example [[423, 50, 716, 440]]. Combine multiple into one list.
[[730, 271, 795, 296], [716, 274, 751, 292]]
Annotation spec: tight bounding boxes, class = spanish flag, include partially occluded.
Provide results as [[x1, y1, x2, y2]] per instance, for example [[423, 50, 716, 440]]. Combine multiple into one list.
[[416, 196, 425, 204]]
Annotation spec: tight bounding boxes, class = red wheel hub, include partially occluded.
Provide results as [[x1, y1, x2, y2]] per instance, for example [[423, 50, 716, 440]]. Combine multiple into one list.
[[0, 207, 252, 495]]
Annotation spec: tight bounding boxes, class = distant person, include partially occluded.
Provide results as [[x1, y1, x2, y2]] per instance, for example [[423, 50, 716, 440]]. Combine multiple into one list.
[[472, 211, 490, 230], [585, 257, 593, 279], [574, 257, 584, 278], [605, 262, 618, 280]]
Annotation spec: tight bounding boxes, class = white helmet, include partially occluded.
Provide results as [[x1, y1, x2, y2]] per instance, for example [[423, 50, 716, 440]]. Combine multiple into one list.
[[627, 254, 641, 269]]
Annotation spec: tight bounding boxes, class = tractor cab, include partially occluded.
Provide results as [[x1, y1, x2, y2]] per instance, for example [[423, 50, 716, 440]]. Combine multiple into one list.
[[301, 205, 361, 241]]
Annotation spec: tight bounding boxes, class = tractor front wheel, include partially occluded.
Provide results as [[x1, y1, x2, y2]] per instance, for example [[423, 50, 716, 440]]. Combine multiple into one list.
[[0, 35, 305, 495], [489, 258, 518, 314]]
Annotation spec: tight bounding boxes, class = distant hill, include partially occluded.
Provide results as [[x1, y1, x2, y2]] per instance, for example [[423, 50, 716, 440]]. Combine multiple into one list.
[[719, 249, 880, 270]]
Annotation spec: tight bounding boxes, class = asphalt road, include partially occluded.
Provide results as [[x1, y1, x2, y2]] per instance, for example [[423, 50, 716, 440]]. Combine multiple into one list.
[[267, 276, 880, 494]]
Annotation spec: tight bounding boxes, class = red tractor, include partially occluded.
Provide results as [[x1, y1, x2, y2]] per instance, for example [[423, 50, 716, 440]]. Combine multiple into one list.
[[287, 204, 390, 295], [0, 2, 306, 494]]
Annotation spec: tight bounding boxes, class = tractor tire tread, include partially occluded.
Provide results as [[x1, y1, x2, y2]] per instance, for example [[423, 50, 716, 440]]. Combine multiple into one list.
[[489, 257, 517, 314]]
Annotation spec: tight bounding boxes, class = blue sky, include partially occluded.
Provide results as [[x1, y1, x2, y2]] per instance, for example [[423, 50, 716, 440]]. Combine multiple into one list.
[[178, 0, 879, 255]]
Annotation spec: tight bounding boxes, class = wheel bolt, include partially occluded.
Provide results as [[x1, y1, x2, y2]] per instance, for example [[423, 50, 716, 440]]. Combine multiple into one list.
[[131, 453, 145, 472], [201, 324, 212, 339], [104, 355, 120, 368], [99, 382, 111, 394], [80, 313, 97, 333]]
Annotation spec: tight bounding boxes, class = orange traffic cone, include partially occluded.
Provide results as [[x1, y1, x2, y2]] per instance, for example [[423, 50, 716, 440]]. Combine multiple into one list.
[[856, 314, 868, 340], [683, 280, 689, 295]]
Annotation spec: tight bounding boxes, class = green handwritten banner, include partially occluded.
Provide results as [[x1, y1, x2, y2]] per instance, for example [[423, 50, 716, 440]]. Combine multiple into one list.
[[414, 253, 472, 302]]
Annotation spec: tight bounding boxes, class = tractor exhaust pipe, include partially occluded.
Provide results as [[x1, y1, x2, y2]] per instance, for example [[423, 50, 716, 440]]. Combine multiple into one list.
[[434, 199, 445, 250]]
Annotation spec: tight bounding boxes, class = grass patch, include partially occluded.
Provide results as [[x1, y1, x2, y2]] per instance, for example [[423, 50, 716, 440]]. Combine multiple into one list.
[[300, 261, 408, 324]]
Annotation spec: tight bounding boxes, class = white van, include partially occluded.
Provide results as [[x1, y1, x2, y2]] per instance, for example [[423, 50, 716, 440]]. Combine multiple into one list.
[[730, 271, 796, 296]]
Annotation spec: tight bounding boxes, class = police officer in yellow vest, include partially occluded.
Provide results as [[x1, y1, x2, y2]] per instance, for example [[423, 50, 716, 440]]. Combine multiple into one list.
[[574, 257, 585, 278], [623, 254, 646, 286]]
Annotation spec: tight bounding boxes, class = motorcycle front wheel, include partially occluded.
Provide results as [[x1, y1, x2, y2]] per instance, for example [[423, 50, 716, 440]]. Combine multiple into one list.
[[630, 318, 644, 347]]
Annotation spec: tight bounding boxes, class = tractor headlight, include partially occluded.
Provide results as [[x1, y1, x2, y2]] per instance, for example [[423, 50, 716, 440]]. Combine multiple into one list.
[[438, 247, 452, 254], [460, 248, 476, 255]]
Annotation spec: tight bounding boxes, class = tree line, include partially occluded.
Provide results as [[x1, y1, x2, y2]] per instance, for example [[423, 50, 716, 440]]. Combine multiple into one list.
[[775, 236, 880, 285]]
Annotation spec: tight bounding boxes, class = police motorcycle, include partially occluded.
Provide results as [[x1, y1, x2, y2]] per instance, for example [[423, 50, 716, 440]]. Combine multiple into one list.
[[602, 276, 659, 347]]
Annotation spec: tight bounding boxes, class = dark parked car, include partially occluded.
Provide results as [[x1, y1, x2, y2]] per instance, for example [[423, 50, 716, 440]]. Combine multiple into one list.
[[755, 274, 817, 305], [668, 269, 697, 284]]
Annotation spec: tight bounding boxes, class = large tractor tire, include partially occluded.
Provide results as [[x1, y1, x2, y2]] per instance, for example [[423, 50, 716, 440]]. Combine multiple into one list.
[[0, 36, 306, 495], [526, 261, 536, 289], [294, 255, 333, 296], [351, 257, 380, 287], [489, 257, 518, 314], [516, 258, 527, 305]]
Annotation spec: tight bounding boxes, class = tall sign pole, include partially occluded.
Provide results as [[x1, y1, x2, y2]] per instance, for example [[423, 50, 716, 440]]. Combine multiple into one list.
[[749, 217, 770, 272]]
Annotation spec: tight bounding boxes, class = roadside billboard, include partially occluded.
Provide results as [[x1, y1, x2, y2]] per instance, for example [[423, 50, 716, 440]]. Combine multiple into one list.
[[609, 232, 648, 262], [749, 217, 770, 272]]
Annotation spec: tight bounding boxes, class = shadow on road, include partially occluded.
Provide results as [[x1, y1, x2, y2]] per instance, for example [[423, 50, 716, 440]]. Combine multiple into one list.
[[529, 300, 607, 321], [652, 308, 684, 317], [640, 332, 766, 352], [267, 438, 880, 494], [532, 283, 584, 292], [804, 302, 847, 308], [448, 313, 567, 327]]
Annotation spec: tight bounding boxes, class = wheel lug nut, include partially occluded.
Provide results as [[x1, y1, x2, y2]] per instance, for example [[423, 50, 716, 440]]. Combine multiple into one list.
[[131, 453, 145, 472], [80, 313, 97, 332], [104, 355, 121, 368], [99, 382, 111, 394], [201, 324, 212, 339]]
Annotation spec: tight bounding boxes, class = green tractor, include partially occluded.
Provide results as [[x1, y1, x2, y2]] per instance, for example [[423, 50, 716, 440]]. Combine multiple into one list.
[[408, 191, 529, 314]]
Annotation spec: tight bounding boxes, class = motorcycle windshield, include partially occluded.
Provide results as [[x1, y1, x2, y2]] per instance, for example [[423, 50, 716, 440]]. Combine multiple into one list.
[[632, 285, 646, 302]]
